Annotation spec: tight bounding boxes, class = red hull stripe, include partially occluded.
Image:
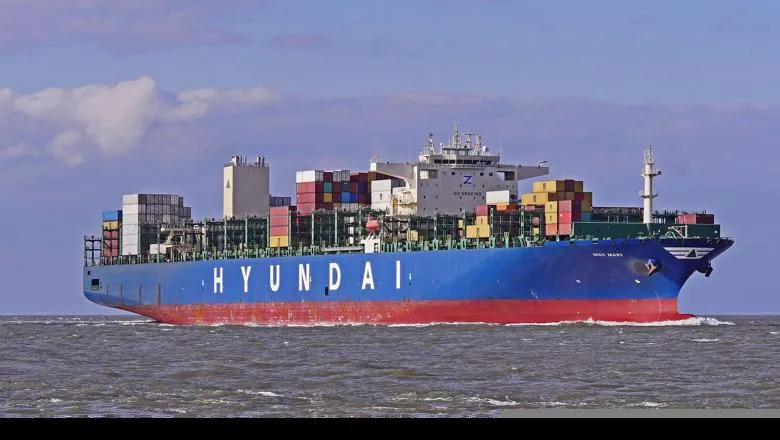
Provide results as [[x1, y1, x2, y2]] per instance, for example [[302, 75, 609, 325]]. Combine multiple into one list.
[[119, 299, 692, 325]]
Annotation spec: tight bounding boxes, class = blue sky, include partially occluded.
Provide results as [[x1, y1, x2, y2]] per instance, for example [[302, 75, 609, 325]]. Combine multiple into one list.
[[0, 0, 776, 315]]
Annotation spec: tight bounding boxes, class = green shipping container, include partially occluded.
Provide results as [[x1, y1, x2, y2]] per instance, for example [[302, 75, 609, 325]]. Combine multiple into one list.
[[324, 182, 333, 193]]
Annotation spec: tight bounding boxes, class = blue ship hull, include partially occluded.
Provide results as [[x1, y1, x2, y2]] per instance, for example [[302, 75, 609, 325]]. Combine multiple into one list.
[[83, 237, 732, 325]]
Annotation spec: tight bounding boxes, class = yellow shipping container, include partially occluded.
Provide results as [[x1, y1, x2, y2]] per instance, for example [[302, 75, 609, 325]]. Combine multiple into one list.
[[574, 181, 584, 192], [534, 180, 566, 193], [408, 230, 419, 241], [533, 227, 541, 236], [522, 192, 558, 205], [457, 219, 464, 228], [324, 193, 333, 203], [476, 216, 489, 226], [102, 221, 119, 230], [545, 201, 558, 213], [466, 225, 491, 238], [545, 212, 558, 225], [269, 236, 289, 248]]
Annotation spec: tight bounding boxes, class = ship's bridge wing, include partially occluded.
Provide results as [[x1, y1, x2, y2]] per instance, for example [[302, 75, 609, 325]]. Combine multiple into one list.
[[514, 164, 550, 180]]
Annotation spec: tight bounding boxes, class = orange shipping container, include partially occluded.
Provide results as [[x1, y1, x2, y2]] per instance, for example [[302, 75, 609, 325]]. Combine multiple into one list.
[[545, 212, 558, 225]]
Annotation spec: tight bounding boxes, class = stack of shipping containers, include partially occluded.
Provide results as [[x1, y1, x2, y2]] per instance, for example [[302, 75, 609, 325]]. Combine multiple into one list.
[[269, 206, 293, 248], [521, 180, 593, 237], [296, 169, 398, 216], [101, 210, 122, 258], [121, 194, 193, 255]]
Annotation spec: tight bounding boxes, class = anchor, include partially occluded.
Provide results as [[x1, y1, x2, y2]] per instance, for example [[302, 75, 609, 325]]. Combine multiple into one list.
[[645, 258, 660, 276], [697, 264, 714, 278]]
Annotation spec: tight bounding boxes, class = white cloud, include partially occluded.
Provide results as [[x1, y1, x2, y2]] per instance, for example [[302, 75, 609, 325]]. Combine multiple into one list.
[[1, 76, 282, 165]]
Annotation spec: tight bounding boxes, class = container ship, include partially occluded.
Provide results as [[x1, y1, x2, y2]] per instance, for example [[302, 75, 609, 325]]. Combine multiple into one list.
[[83, 125, 733, 325]]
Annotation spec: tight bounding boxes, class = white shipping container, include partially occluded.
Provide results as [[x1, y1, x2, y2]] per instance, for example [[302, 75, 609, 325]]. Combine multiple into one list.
[[122, 194, 139, 205], [121, 244, 139, 256], [332, 170, 351, 182], [486, 190, 511, 205], [296, 170, 324, 183], [123, 214, 139, 226], [149, 244, 169, 255], [122, 203, 139, 215], [122, 224, 140, 235]]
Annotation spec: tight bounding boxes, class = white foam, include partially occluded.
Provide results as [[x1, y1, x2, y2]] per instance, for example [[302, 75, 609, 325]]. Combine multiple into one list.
[[692, 338, 720, 342], [507, 316, 734, 327], [770, 331, 779, 335], [466, 397, 521, 407], [237, 390, 283, 397]]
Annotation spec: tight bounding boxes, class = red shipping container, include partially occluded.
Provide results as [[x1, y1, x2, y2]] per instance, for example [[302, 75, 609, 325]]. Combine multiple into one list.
[[349, 182, 358, 193], [558, 211, 581, 223], [322, 202, 333, 211], [558, 223, 573, 235], [476, 204, 489, 216], [545, 224, 558, 236], [573, 192, 585, 201], [677, 213, 715, 224], [296, 203, 315, 216], [297, 192, 324, 204], [349, 173, 359, 182], [523, 204, 538, 212], [296, 182, 316, 194], [558, 200, 582, 212], [270, 226, 289, 236], [270, 216, 289, 226], [270, 206, 294, 217], [358, 172, 368, 182], [358, 193, 369, 204], [103, 230, 119, 240], [332, 191, 342, 201], [323, 171, 333, 181], [532, 216, 540, 225]]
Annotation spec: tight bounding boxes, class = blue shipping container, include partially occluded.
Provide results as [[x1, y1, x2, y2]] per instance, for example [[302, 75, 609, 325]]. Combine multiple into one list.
[[102, 210, 123, 222], [350, 192, 359, 203], [358, 182, 368, 193], [341, 192, 352, 203], [581, 212, 592, 222]]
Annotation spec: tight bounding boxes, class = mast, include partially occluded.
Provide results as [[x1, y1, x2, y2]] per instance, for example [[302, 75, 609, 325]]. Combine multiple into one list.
[[640, 147, 662, 224]]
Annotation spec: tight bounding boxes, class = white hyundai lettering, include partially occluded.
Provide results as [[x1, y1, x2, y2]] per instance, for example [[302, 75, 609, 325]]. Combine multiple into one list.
[[329, 263, 341, 290], [362, 261, 375, 290], [299, 263, 311, 291], [241, 266, 252, 293], [213, 267, 224, 294], [395, 260, 401, 290], [269, 265, 280, 292]]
